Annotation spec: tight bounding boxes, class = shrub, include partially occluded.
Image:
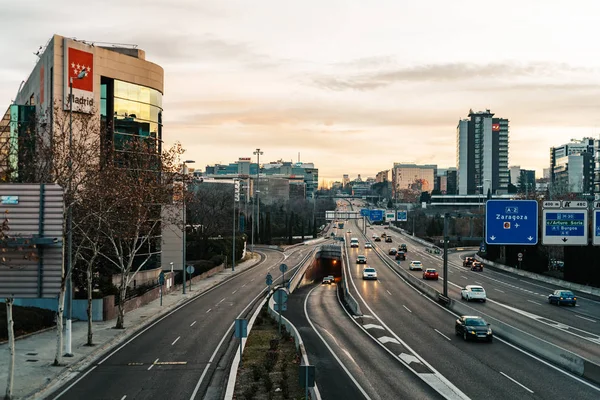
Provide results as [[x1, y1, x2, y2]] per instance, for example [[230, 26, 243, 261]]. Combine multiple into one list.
[[264, 350, 278, 372], [263, 373, 273, 392], [251, 364, 263, 382], [243, 383, 258, 400]]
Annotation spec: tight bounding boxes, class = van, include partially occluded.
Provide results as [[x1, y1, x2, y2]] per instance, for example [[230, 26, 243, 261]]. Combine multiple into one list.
[[350, 238, 359, 248]]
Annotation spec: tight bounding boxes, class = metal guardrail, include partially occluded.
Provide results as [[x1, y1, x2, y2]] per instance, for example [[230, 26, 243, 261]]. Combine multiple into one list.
[[341, 242, 362, 316]]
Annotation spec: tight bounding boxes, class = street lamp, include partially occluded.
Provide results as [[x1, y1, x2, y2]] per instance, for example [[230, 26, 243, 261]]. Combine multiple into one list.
[[252, 148, 263, 251], [182, 160, 195, 295], [65, 67, 88, 357]]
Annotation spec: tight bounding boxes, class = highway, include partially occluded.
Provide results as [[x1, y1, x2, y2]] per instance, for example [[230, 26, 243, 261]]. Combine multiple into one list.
[[369, 223, 600, 365], [49, 246, 313, 400], [339, 219, 600, 399], [285, 283, 442, 399]]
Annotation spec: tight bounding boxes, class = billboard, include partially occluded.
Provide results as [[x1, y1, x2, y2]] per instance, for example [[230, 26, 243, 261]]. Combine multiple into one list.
[[63, 39, 94, 114], [0, 184, 64, 298]]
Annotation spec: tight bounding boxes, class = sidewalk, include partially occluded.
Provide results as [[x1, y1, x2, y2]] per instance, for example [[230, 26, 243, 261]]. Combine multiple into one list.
[[0, 254, 261, 400]]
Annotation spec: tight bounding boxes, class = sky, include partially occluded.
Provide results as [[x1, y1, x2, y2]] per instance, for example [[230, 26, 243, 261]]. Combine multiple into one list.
[[2, 0, 600, 184]]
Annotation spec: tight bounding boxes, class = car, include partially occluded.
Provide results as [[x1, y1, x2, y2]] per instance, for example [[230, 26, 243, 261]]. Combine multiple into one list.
[[346, 230, 352, 234], [409, 261, 423, 271], [370, 227, 374, 230], [471, 261, 483, 272], [399, 243, 407, 252], [326, 275, 335, 284], [463, 257, 475, 268], [350, 238, 359, 248], [322, 276, 332, 284], [362, 267, 378, 280], [381, 233, 387, 238], [395, 251, 406, 261], [374, 237, 381, 242], [388, 248, 397, 255], [385, 236, 393, 243], [548, 290, 577, 306], [372, 234, 378, 239], [357, 255, 367, 264], [383, 226, 389, 229], [364, 242, 373, 249], [455, 316, 493, 342], [423, 268, 439, 280], [461, 285, 487, 302]]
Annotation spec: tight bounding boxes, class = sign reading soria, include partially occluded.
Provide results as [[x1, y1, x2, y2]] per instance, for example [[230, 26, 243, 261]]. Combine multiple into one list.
[[63, 40, 94, 113]]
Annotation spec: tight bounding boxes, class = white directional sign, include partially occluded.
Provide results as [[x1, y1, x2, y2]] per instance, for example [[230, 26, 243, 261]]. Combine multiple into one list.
[[542, 201, 561, 208], [561, 200, 588, 209], [385, 211, 395, 221], [542, 209, 588, 245]]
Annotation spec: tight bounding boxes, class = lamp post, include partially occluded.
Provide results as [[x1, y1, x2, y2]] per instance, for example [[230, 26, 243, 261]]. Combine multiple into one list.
[[182, 160, 195, 294], [252, 148, 263, 250], [232, 179, 238, 271], [65, 67, 88, 357]]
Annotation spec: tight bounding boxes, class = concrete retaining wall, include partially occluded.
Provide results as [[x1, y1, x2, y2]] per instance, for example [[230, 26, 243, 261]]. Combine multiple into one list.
[[1, 298, 104, 321], [341, 245, 362, 316], [475, 256, 600, 296]]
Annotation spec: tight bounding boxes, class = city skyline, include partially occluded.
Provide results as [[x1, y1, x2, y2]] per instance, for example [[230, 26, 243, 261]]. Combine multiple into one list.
[[3, 1, 600, 182]]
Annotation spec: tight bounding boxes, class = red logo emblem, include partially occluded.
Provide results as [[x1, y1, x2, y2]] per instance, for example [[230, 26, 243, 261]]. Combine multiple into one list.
[[68, 47, 93, 92], [503, 222, 511, 229]]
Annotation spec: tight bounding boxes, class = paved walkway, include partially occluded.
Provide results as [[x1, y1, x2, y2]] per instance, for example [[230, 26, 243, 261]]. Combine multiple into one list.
[[0, 254, 261, 400]]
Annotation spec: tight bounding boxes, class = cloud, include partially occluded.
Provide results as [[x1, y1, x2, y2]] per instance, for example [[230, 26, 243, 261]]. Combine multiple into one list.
[[311, 62, 590, 91]]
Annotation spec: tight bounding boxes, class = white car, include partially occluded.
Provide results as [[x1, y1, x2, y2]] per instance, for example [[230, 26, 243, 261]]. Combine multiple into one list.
[[372, 233, 378, 239], [409, 261, 423, 271], [362, 267, 378, 280], [461, 285, 487, 302], [364, 242, 373, 248]]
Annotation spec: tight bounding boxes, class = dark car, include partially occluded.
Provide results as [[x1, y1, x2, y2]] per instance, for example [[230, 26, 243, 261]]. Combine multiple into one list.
[[374, 237, 381, 242], [399, 243, 407, 252], [471, 261, 483, 272], [388, 248, 397, 255], [385, 236, 393, 243], [463, 257, 475, 268], [455, 316, 493, 342], [395, 251, 406, 261], [548, 290, 577, 306]]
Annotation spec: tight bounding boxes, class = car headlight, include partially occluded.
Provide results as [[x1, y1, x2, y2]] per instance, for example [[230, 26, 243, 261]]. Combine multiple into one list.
[[469, 330, 476, 334], [487, 329, 492, 334]]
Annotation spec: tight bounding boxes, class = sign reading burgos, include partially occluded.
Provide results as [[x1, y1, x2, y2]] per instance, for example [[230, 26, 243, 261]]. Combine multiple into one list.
[[63, 39, 94, 114]]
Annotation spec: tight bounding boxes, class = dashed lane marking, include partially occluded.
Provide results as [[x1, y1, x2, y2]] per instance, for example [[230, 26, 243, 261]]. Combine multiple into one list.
[[434, 329, 452, 341], [378, 336, 400, 345], [363, 324, 385, 330], [403, 305, 412, 313], [171, 336, 180, 346]]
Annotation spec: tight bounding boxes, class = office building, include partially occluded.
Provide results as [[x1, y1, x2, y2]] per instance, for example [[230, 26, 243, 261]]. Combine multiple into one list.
[[435, 167, 457, 195], [509, 166, 521, 186], [456, 109, 509, 195], [391, 163, 436, 199], [518, 169, 536, 194], [376, 170, 389, 183], [550, 138, 595, 195]]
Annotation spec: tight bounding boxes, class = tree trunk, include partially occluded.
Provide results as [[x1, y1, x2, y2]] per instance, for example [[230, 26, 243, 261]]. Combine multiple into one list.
[[86, 265, 93, 345], [53, 285, 66, 366], [115, 275, 127, 329], [5, 298, 15, 400]]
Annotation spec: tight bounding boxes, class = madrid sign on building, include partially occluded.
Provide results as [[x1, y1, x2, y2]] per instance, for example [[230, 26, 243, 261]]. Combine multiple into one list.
[[63, 43, 95, 114]]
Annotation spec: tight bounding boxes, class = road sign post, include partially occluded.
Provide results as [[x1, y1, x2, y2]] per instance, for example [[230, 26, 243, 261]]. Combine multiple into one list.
[[274, 288, 288, 335], [542, 202, 588, 245], [299, 364, 316, 399], [186, 265, 195, 291], [234, 318, 248, 368], [159, 271, 165, 306], [485, 200, 538, 245]]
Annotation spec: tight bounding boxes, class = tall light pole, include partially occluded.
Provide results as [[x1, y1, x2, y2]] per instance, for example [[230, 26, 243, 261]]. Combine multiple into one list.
[[232, 179, 239, 271], [65, 67, 88, 357], [252, 148, 263, 250], [182, 160, 195, 294]]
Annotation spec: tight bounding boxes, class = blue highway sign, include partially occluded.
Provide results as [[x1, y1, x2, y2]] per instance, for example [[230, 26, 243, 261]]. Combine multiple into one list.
[[485, 200, 538, 245], [594, 208, 600, 246], [397, 211, 407, 222], [369, 209, 384, 222], [360, 208, 370, 217], [542, 209, 588, 245]]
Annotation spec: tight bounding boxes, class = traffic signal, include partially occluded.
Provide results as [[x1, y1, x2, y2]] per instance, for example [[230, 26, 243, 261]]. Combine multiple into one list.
[[234, 180, 240, 202]]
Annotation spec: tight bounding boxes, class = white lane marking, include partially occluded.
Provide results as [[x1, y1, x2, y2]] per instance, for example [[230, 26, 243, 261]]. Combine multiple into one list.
[[353, 314, 375, 319], [363, 324, 385, 330], [51, 366, 98, 399], [232, 290, 237, 294], [494, 289, 505, 293], [434, 329, 452, 341], [378, 336, 400, 345], [461, 275, 468, 279], [386, 289, 392, 296], [575, 315, 597, 323], [399, 353, 421, 364], [217, 298, 226, 304], [206, 309, 211, 313], [527, 300, 541, 306], [304, 286, 373, 399], [500, 372, 534, 394], [403, 305, 412, 313], [172, 336, 180, 345], [190, 321, 196, 327], [250, 278, 255, 282], [242, 283, 247, 287], [121, 396, 127, 400], [474, 281, 482, 285], [148, 358, 159, 370]]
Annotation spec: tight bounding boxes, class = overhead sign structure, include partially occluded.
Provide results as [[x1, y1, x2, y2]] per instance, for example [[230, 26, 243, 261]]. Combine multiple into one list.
[[325, 210, 361, 220], [594, 202, 600, 246], [397, 211, 408, 222], [385, 211, 395, 221], [485, 200, 538, 245], [543, 208, 588, 245], [369, 209, 384, 222]]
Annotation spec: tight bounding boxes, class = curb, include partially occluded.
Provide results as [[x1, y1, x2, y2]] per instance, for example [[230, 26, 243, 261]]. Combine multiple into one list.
[[27, 257, 265, 400]]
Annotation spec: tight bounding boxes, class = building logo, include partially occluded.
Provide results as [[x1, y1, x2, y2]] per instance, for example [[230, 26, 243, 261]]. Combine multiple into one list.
[[63, 41, 94, 114], [492, 123, 500, 132]]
